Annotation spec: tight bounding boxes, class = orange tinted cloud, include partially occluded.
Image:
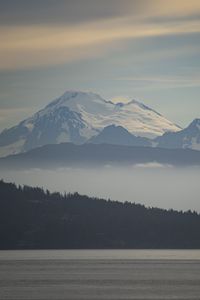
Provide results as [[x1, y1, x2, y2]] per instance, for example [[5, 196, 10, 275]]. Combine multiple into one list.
[[0, 1, 200, 70]]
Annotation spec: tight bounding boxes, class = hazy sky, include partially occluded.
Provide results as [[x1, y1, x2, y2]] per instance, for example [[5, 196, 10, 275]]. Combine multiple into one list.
[[0, 0, 200, 131], [1, 166, 199, 212]]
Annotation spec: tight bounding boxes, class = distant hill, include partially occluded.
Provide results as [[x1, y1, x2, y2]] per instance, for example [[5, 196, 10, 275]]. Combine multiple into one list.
[[0, 180, 200, 249], [0, 142, 200, 170], [88, 124, 150, 147]]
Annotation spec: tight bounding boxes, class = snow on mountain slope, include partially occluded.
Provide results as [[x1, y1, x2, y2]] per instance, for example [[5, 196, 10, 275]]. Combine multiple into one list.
[[155, 119, 200, 151], [0, 90, 180, 157]]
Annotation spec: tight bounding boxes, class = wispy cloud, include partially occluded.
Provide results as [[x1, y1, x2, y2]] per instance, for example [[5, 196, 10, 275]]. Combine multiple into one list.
[[0, 14, 200, 70], [116, 74, 200, 90], [1, 1, 199, 26], [0, 1, 200, 71], [134, 162, 173, 168]]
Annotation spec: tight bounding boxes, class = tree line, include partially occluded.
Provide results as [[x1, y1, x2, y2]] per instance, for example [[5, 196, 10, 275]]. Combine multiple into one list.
[[0, 180, 200, 249]]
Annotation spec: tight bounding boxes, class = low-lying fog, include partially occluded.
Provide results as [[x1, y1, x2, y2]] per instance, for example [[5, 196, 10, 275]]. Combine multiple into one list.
[[0, 165, 199, 212]]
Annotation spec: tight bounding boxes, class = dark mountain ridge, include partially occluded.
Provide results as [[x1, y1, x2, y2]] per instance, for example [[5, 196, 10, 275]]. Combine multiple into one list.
[[88, 124, 150, 147], [0, 142, 200, 170]]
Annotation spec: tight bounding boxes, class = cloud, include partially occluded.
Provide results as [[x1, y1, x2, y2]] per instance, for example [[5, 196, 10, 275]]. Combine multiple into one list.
[[144, 0, 200, 19], [134, 162, 173, 168], [1, 1, 200, 26], [0, 0, 200, 71], [111, 96, 131, 104], [116, 74, 200, 90], [0, 14, 200, 71], [0, 0, 137, 26]]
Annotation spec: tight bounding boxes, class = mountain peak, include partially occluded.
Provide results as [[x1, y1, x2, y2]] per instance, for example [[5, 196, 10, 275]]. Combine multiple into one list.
[[155, 118, 200, 151], [88, 124, 150, 147], [189, 118, 200, 129], [0, 90, 181, 157], [124, 98, 162, 117], [100, 124, 131, 133], [46, 90, 108, 109], [62, 90, 103, 100]]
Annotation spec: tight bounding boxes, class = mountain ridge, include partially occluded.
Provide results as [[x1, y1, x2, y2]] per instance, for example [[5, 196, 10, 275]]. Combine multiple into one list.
[[155, 118, 200, 151], [88, 124, 150, 147], [0, 90, 180, 157], [86, 120, 200, 150], [1, 142, 200, 170]]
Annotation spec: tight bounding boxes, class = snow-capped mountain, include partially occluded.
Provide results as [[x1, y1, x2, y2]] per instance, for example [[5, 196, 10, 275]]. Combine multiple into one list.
[[88, 124, 151, 147], [0, 90, 180, 157], [154, 119, 200, 151]]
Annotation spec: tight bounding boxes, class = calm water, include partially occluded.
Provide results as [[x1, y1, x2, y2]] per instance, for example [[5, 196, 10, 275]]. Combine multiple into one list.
[[0, 250, 200, 299]]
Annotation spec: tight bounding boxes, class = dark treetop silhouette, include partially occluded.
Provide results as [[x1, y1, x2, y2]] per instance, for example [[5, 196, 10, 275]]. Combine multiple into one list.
[[0, 180, 200, 249]]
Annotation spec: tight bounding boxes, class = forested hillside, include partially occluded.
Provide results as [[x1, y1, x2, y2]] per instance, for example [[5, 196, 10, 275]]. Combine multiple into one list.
[[0, 180, 200, 249]]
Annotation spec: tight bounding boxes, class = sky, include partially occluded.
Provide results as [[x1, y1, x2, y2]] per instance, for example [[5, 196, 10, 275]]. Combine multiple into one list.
[[0, 0, 200, 131], [1, 166, 200, 211]]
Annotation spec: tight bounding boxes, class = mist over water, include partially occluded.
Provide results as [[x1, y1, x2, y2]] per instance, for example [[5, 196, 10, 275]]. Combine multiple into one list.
[[0, 166, 199, 212]]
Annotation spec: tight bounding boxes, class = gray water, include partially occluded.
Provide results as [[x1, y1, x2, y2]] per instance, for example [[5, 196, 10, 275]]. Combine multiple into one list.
[[0, 250, 200, 299]]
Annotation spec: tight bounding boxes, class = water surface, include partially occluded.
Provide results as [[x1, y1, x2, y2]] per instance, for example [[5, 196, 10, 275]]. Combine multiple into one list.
[[0, 250, 200, 299]]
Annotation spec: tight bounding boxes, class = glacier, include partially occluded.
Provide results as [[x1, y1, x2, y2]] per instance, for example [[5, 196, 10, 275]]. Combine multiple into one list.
[[0, 90, 181, 157]]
